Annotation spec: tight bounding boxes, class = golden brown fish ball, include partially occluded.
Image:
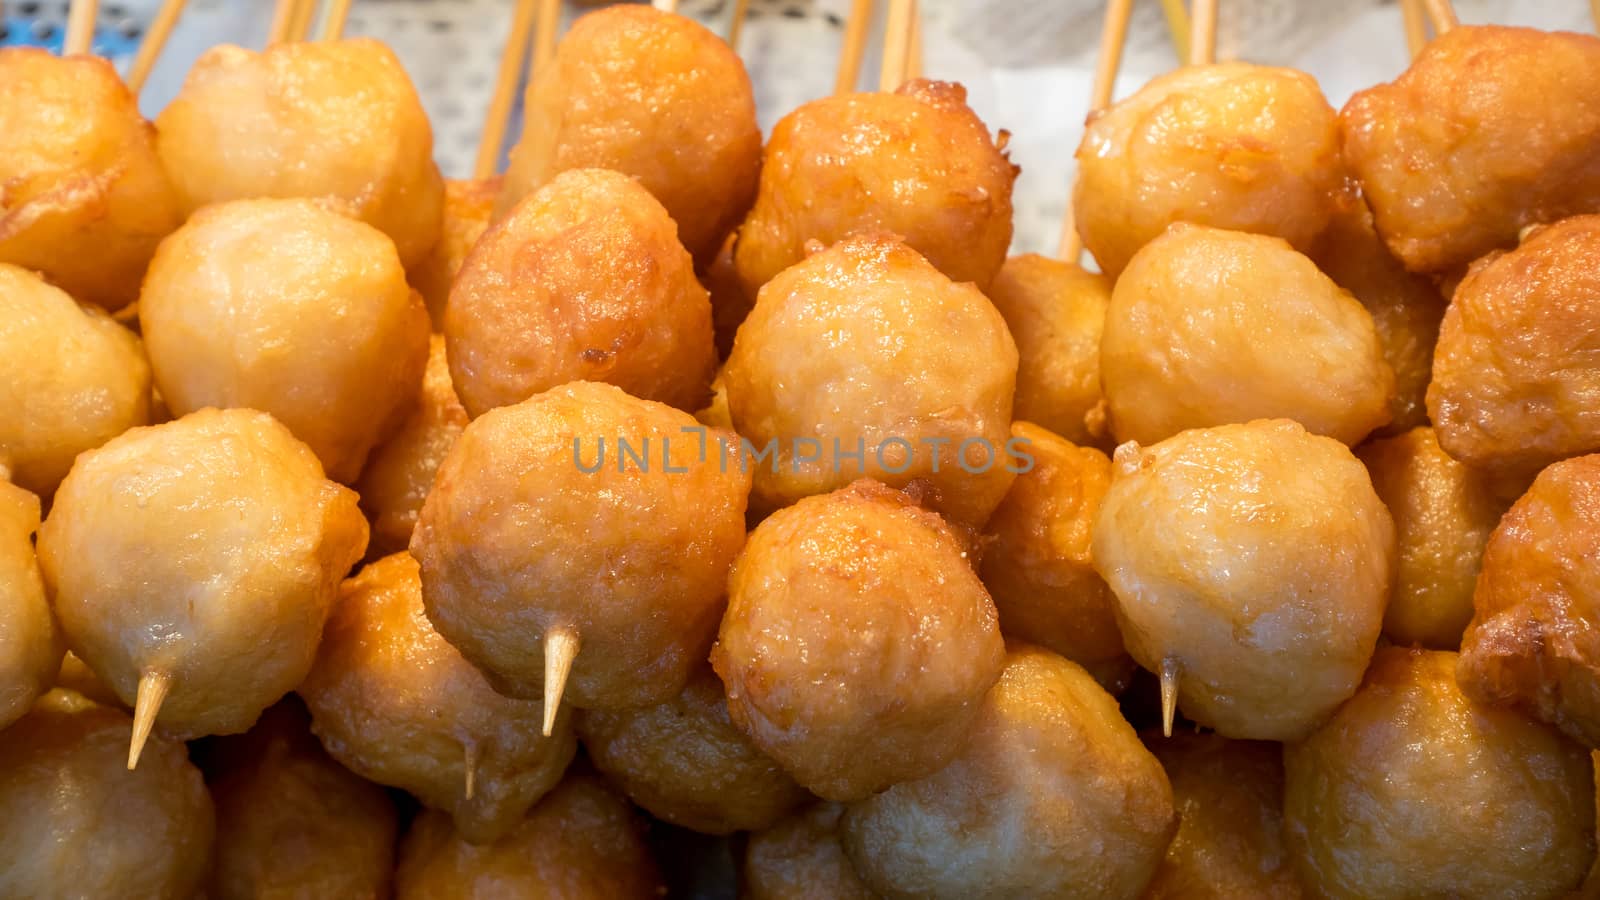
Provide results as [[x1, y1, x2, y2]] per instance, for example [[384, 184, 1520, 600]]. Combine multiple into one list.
[[984, 254, 1110, 447], [395, 775, 664, 900], [0, 264, 151, 498], [446, 168, 715, 417], [1143, 733, 1303, 900], [499, 5, 759, 262], [0, 482, 59, 731], [724, 234, 1018, 526], [1357, 427, 1512, 650], [36, 408, 368, 761], [1285, 647, 1596, 898], [735, 79, 1016, 295], [1093, 420, 1393, 741], [978, 423, 1132, 692], [0, 692, 213, 899], [1341, 26, 1600, 273], [140, 198, 430, 483], [0, 48, 181, 311], [712, 480, 1005, 802], [841, 645, 1175, 900], [412, 381, 750, 719], [356, 335, 469, 557], [1429, 215, 1600, 477], [1311, 197, 1447, 436], [575, 665, 808, 835], [743, 803, 877, 900], [1457, 454, 1600, 748], [155, 38, 444, 267], [205, 700, 398, 900], [300, 552, 576, 844], [1101, 225, 1393, 447], [1073, 62, 1343, 278], [410, 177, 499, 328]]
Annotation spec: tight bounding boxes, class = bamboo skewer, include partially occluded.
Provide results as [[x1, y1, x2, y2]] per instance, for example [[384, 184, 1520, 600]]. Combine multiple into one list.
[[1422, 0, 1458, 34], [728, 0, 751, 50], [1189, 0, 1218, 66], [1400, 0, 1428, 58], [320, 0, 353, 41], [1158, 0, 1190, 64], [288, 0, 318, 43], [475, 0, 539, 179], [834, 0, 873, 94], [1593, 0, 1600, 33], [267, 0, 300, 45], [878, 0, 914, 91], [63, 0, 99, 55], [532, 0, 561, 76], [1056, 0, 1133, 261], [126, 0, 187, 92], [904, 0, 923, 82], [652, 0, 679, 13]]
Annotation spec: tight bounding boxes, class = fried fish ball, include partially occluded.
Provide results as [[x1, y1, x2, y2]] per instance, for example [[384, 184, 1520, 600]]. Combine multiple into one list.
[[300, 552, 576, 844], [206, 700, 398, 900], [155, 38, 444, 267], [1341, 26, 1600, 273], [0, 264, 151, 498], [576, 665, 808, 835], [1457, 454, 1600, 747], [0, 482, 59, 731], [499, 5, 759, 261], [1311, 197, 1447, 435], [743, 803, 877, 900], [36, 408, 368, 758], [1285, 647, 1596, 898], [984, 255, 1110, 447], [395, 775, 664, 900], [1101, 225, 1393, 447], [0, 48, 181, 311], [1357, 427, 1511, 650], [1073, 62, 1343, 278], [356, 335, 469, 557], [413, 381, 751, 716], [735, 79, 1016, 296], [1093, 420, 1393, 741], [724, 235, 1018, 526], [712, 480, 1005, 801], [140, 198, 430, 483], [841, 645, 1176, 900], [0, 692, 213, 899], [978, 423, 1132, 692], [1143, 733, 1303, 900], [410, 177, 499, 328], [1428, 215, 1600, 476], [446, 168, 715, 417]]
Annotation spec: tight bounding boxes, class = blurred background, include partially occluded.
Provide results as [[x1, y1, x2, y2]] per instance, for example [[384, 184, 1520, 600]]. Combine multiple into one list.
[[3, 0, 1593, 255]]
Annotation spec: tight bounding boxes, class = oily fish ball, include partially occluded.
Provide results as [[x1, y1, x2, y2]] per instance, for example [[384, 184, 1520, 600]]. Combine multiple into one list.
[[0, 48, 181, 311], [1092, 419, 1393, 741], [155, 38, 444, 267]]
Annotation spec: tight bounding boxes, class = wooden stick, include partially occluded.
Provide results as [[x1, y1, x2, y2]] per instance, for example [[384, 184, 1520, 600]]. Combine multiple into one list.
[[320, 0, 353, 40], [128, 669, 171, 770], [728, 0, 751, 50], [126, 0, 188, 93], [267, 0, 299, 45], [1400, 0, 1428, 58], [462, 741, 478, 800], [474, 0, 539, 179], [1158, 0, 1190, 64], [1189, 0, 1217, 65], [1159, 657, 1181, 738], [1057, 0, 1133, 261], [532, 0, 560, 77], [63, 0, 99, 55], [288, 0, 318, 43], [878, 0, 914, 91], [835, 0, 874, 94], [652, 0, 678, 12], [542, 627, 579, 736], [1593, 0, 1600, 33], [1422, 0, 1457, 34], [904, 0, 923, 82]]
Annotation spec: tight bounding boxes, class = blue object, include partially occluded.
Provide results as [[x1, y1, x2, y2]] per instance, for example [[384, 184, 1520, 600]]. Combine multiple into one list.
[[1, 13, 139, 60]]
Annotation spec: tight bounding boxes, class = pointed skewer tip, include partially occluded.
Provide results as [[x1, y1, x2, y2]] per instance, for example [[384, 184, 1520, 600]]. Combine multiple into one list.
[[128, 670, 172, 770], [542, 627, 579, 737]]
